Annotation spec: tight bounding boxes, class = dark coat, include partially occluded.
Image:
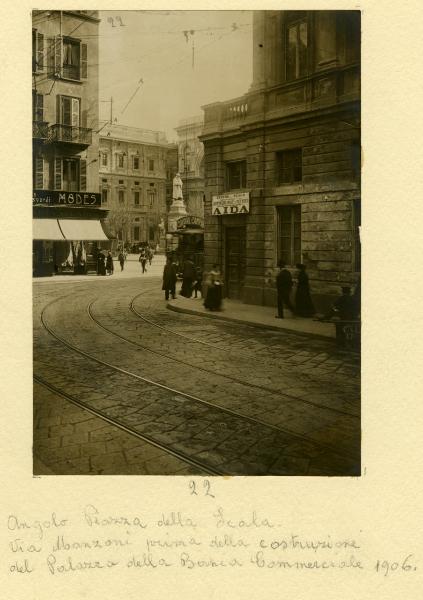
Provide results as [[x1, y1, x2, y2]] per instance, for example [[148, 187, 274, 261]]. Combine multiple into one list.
[[295, 270, 315, 316], [276, 268, 293, 291], [182, 260, 196, 279], [106, 255, 114, 272], [162, 263, 177, 290]]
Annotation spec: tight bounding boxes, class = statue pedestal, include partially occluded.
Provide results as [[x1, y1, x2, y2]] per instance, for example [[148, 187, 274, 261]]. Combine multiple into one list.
[[167, 198, 187, 234]]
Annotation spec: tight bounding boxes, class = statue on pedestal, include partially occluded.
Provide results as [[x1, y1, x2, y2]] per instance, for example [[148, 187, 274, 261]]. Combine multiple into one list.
[[173, 173, 183, 200]]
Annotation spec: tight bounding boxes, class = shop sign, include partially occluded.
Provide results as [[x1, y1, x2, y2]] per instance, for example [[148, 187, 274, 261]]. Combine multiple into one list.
[[211, 191, 249, 216], [33, 190, 102, 207], [176, 215, 204, 229]]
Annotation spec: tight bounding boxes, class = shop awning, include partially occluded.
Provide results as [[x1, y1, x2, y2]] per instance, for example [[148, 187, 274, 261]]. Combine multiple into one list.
[[33, 219, 65, 240], [58, 219, 109, 241]]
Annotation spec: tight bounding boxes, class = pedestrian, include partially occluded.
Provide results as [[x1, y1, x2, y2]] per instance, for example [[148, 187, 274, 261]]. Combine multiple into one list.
[[118, 251, 125, 272], [97, 251, 106, 276], [204, 264, 222, 311], [180, 256, 196, 298], [275, 260, 294, 319], [106, 251, 114, 275], [193, 266, 203, 299], [147, 246, 154, 266], [294, 263, 315, 317], [139, 249, 147, 273], [162, 255, 177, 300]]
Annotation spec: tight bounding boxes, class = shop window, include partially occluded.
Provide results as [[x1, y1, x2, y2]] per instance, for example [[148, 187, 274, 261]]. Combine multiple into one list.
[[278, 205, 301, 266], [276, 149, 302, 184], [352, 199, 361, 272], [134, 191, 140, 206], [226, 161, 247, 191], [133, 156, 140, 170], [32, 29, 44, 73], [286, 20, 308, 80], [148, 159, 154, 171]]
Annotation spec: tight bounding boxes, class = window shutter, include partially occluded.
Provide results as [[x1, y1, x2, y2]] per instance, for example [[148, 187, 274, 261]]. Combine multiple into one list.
[[54, 35, 62, 77], [80, 159, 87, 191], [37, 32, 44, 71], [36, 94, 44, 122], [71, 98, 80, 127], [35, 158, 44, 189], [81, 109, 88, 129], [81, 44, 88, 79], [54, 157, 62, 190]]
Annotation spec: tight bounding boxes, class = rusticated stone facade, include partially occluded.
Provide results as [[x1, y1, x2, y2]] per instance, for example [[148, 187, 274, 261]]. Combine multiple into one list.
[[201, 10, 360, 311]]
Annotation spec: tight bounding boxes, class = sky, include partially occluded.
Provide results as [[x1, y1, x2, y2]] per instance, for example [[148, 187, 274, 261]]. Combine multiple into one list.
[[98, 10, 253, 142]]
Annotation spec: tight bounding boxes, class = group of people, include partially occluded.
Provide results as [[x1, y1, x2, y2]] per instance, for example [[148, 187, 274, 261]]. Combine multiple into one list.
[[276, 260, 360, 321], [96, 250, 114, 276], [275, 261, 316, 319], [162, 257, 222, 311], [139, 246, 155, 274]]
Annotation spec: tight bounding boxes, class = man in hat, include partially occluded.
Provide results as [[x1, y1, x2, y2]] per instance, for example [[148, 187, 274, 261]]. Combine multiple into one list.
[[275, 260, 294, 319]]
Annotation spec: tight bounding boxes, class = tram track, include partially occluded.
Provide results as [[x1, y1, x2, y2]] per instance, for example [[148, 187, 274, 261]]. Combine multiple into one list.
[[34, 293, 359, 468], [34, 375, 220, 476], [90, 296, 359, 420]]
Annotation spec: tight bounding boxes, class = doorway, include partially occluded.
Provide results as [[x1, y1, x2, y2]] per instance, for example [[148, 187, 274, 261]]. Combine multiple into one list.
[[225, 226, 246, 300]]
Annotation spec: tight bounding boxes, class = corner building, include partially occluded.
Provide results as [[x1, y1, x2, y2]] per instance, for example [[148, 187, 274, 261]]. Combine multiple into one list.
[[32, 10, 107, 276], [201, 11, 360, 310]]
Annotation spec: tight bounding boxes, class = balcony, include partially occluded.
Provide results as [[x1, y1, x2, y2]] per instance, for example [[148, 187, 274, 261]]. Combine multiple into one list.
[[49, 124, 92, 149], [33, 121, 49, 140]]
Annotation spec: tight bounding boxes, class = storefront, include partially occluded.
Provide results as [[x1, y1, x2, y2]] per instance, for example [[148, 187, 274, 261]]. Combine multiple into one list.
[[171, 215, 204, 273], [212, 192, 248, 300], [33, 190, 110, 277]]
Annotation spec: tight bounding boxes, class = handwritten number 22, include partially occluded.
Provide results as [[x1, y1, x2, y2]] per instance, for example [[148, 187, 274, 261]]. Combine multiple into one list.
[[189, 480, 215, 498]]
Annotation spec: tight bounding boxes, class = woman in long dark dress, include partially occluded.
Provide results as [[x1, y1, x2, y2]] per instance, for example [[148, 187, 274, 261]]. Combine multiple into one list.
[[295, 263, 315, 317], [204, 265, 222, 311], [97, 251, 106, 276]]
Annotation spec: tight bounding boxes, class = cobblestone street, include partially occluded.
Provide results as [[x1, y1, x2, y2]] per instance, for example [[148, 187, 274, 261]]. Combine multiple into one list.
[[33, 260, 360, 476]]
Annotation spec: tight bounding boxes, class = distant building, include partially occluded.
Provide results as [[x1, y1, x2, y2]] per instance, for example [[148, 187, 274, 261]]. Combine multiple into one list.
[[32, 10, 107, 276], [175, 116, 205, 218], [99, 124, 174, 250], [201, 11, 360, 310]]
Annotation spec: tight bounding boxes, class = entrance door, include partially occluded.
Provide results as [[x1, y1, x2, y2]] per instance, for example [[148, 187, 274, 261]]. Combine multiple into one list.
[[225, 227, 246, 300]]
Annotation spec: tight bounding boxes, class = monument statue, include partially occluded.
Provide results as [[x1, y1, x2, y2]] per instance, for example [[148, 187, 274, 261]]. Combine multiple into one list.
[[158, 218, 165, 233], [172, 173, 183, 200]]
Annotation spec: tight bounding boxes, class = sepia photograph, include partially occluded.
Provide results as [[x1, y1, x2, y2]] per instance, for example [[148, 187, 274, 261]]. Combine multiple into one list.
[[32, 9, 361, 476]]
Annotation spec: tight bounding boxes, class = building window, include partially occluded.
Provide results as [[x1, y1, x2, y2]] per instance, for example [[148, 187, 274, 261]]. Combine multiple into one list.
[[133, 156, 140, 170], [148, 159, 154, 171], [286, 20, 308, 80], [278, 205, 301, 266], [101, 152, 108, 166], [148, 190, 156, 208], [102, 189, 108, 204], [226, 161, 247, 191], [134, 191, 140, 206], [58, 37, 87, 80], [32, 30, 44, 73], [352, 199, 361, 272], [62, 158, 79, 192], [133, 226, 140, 241], [119, 179, 124, 185], [135, 181, 139, 186], [117, 154, 124, 168], [276, 149, 302, 184], [59, 96, 80, 127], [118, 190, 125, 204], [32, 91, 44, 122], [102, 178, 107, 183]]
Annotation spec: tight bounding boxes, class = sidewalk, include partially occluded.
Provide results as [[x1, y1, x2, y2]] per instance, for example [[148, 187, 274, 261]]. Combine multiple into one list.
[[33, 253, 167, 283], [167, 295, 335, 340]]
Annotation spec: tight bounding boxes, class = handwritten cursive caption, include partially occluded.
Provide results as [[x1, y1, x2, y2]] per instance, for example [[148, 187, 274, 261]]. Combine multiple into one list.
[[5, 481, 418, 578]]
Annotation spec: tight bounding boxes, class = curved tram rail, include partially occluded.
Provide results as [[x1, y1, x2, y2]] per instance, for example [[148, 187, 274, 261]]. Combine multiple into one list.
[[34, 290, 360, 474]]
